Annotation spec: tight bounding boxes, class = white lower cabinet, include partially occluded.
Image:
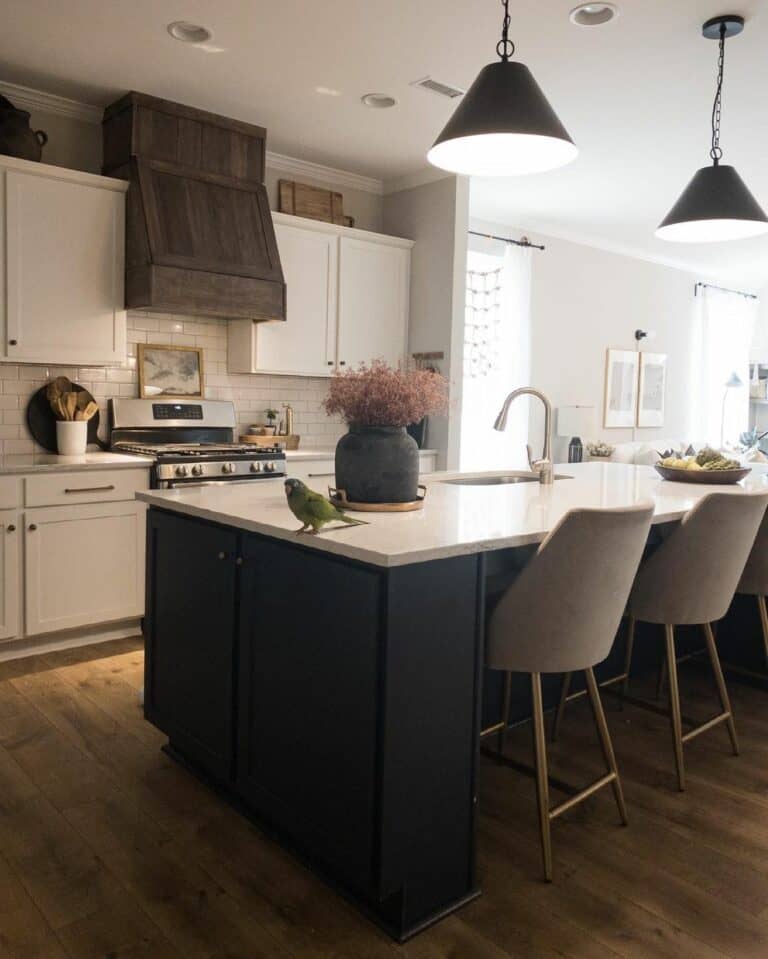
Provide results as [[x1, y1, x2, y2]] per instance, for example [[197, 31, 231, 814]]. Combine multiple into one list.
[[0, 511, 20, 641], [24, 500, 146, 636]]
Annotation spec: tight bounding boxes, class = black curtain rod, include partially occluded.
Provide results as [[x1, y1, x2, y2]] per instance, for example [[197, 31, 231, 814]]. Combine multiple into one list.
[[694, 281, 758, 300], [468, 230, 545, 251]]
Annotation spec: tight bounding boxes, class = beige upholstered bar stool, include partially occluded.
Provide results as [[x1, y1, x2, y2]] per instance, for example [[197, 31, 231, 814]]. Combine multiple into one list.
[[487, 503, 654, 881], [737, 507, 768, 665], [623, 491, 768, 792]]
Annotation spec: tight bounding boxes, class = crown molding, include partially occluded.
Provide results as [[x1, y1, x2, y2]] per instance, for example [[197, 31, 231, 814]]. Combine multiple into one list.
[[382, 167, 453, 195], [0, 80, 102, 123], [0, 79, 387, 195], [264, 151, 383, 195]]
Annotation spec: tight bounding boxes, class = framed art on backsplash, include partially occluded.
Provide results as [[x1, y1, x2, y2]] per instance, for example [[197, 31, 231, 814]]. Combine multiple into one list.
[[138, 343, 205, 399], [603, 349, 639, 428], [637, 352, 667, 428]]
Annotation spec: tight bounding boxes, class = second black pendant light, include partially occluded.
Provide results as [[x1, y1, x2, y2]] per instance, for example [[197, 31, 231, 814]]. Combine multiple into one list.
[[657, 15, 768, 243]]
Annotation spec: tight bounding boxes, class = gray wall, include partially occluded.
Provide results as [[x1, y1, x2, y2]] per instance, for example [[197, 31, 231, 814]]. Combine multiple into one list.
[[384, 176, 469, 469]]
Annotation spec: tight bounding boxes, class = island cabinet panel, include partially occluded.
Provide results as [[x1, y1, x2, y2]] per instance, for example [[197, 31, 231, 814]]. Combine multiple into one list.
[[236, 534, 380, 892], [143, 507, 483, 941], [376, 555, 483, 932], [144, 510, 238, 780]]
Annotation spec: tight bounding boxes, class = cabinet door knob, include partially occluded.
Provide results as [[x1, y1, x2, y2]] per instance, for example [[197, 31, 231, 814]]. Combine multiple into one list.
[[217, 551, 226, 560], [327, 361, 333, 366], [8, 340, 17, 346], [7, 525, 15, 532], [28, 524, 37, 531], [236, 557, 243, 566], [339, 360, 346, 366]]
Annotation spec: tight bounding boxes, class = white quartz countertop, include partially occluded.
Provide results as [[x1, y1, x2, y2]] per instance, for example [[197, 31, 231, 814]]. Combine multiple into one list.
[[0, 451, 152, 475], [284, 448, 437, 462], [136, 462, 768, 568]]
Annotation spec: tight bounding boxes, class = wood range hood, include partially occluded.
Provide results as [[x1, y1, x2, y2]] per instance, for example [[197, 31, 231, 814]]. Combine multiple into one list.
[[103, 92, 285, 321]]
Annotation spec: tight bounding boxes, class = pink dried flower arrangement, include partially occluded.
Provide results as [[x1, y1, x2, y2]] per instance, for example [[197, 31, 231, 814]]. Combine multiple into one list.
[[324, 360, 448, 427]]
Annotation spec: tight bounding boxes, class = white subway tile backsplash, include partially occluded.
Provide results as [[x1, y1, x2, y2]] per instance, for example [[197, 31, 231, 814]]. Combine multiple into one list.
[[0, 313, 342, 454]]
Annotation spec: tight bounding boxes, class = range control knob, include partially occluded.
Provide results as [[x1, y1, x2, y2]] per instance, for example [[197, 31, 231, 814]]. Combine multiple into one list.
[[250, 462, 262, 473], [191, 464, 204, 477], [175, 465, 189, 478], [221, 462, 236, 475], [264, 461, 274, 473]]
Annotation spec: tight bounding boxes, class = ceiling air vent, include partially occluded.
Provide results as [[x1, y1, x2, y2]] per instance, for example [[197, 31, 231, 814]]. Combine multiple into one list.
[[410, 76, 465, 99]]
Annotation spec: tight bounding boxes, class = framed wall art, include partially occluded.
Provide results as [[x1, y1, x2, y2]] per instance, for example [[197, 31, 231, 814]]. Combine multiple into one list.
[[603, 349, 639, 428], [138, 343, 205, 399], [637, 351, 667, 428]]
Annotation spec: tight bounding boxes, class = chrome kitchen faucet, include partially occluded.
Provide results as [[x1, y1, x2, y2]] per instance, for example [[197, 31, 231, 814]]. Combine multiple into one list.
[[493, 387, 554, 485]]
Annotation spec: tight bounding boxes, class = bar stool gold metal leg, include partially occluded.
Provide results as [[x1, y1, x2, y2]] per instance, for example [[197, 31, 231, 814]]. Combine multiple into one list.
[[551, 671, 571, 742], [499, 670, 512, 756], [702, 622, 739, 756], [621, 617, 635, 702], [665, 624, 686, 792], [758, 596, 768, 668], [585, 667, 628, 825], [531, 672, 553, 882]]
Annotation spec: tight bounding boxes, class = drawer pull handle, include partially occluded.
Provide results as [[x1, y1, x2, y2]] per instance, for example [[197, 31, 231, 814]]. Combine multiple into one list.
[[7, 525, 15, 532], [28, 524, 37, 531], [64, 485, 116, 494], [8, 339, 17, 346]]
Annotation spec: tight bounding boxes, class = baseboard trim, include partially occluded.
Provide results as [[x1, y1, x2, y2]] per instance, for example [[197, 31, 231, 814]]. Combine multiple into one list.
[[0, 620, 142, 662]]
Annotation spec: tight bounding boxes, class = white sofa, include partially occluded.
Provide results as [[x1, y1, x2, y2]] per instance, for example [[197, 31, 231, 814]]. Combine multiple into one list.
[[592, 439, 696, 466]]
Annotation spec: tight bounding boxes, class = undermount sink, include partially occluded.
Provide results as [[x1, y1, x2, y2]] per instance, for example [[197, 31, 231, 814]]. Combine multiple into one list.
[[442, 472, 571, 486]]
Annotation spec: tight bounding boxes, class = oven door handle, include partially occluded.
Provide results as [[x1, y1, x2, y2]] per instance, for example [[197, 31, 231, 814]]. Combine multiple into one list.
[[163, 477, 284, 489]]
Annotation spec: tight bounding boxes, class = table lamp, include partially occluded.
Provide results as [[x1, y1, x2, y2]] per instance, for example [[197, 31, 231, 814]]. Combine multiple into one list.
[[557, 406, 594, 463], [721, 372, 744, 448]]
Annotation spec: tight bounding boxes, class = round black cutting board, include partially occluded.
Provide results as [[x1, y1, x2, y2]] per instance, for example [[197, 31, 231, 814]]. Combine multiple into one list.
[[26, 384, 103, 453]]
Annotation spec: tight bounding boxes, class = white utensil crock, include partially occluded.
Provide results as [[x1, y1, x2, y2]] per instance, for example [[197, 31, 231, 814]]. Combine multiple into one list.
[[56, 420, 88, 456]]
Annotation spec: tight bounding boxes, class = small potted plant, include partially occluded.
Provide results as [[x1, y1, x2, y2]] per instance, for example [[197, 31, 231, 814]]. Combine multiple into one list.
[[265, 408, 279, 435], [324, 361, 448, 503]]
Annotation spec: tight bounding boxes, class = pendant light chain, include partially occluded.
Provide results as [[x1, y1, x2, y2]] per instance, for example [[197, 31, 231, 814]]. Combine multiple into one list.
[[710, 22, 726, 165], [496, 0, 515, 61]]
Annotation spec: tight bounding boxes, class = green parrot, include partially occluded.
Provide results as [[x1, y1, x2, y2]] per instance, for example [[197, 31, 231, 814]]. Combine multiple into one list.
[[284, 478, 369, 534]]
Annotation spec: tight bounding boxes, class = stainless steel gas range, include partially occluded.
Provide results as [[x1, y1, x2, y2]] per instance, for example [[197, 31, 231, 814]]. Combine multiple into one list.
[[109, 398, 287, 489]]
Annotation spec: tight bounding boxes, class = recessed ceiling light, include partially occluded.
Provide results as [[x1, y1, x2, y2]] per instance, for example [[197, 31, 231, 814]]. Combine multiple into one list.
[[569, 3, 619, 27], [167, 21, 213, 44], [361, 93, 397, 109]]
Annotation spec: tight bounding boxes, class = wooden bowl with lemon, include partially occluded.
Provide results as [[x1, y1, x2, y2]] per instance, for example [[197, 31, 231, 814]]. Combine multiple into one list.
[[654, 447, 750, 485]]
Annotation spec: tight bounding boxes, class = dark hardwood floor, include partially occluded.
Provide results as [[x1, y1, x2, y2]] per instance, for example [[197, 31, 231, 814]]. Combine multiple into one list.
[[1, 637, 768, 958]]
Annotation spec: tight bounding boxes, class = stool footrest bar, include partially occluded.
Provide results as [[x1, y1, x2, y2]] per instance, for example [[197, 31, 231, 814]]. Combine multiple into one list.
[[549, 773, 617, 820], [680, 711, 731, 743]]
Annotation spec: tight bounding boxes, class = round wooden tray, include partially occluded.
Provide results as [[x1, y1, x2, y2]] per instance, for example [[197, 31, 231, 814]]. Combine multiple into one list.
[[329, 485, 427, 513], [654, 464, 751, 485]]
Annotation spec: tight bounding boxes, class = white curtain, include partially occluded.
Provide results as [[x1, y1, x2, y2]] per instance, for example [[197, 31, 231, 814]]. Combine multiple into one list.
[[460, 242, 532, 471], [689, 286, 757, 447]]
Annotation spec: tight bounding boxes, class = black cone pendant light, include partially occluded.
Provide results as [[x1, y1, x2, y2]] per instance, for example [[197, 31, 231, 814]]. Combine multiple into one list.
[[657, 15, 768, 243], [427, 0, 577, 176]]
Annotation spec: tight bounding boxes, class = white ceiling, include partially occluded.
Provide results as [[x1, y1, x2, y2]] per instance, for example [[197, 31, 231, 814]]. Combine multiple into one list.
[[2, 0, 768, 288]]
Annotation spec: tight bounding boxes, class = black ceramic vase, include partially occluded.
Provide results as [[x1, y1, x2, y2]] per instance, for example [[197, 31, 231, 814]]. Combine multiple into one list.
[[335, 425, 419, 503]]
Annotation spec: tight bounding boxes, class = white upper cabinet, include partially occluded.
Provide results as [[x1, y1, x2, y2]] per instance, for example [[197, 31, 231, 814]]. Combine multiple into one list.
[[228, 213, 412, 377], [229, 220, 338, 376], [0, 156, 128, 366], [337, 236, 409, 370]]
